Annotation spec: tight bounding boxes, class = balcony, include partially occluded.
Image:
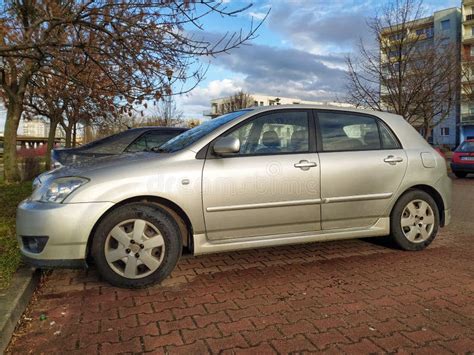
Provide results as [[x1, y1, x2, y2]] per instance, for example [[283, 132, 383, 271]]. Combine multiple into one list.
[[466, 14, 474, 23], [464, 0, 474, 6], [463, 34, 474, 44], [461, 113, 474, 125]]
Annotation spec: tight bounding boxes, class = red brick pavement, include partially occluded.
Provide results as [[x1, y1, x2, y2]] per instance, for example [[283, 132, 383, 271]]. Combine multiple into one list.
[[6, 178, 474, 354]]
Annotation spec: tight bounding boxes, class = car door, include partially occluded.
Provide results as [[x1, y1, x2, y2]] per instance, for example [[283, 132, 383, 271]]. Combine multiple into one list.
[[315, 110, 407, 230], [202, 110, 321, 241]]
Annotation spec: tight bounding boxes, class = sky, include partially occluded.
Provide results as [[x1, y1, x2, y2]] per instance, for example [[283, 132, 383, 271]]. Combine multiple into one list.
[[174, 0, 459, 119], [0, 0, 461, 132]]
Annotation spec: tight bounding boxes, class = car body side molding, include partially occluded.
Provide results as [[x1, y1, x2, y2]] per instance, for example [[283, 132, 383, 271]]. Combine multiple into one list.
[[193, 217, 389, 255]]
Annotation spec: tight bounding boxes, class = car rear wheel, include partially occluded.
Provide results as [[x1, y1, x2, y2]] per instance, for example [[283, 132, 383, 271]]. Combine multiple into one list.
[[389, 190, 439, 251], [92, 203, 182, 288], [453, 171, 467, 178]]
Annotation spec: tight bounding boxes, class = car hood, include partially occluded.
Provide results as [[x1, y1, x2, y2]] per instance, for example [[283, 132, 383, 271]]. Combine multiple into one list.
[[38, 152, 165, 183]]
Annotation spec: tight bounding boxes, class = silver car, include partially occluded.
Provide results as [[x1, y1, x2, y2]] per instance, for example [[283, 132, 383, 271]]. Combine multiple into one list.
[[17, 105, 452, 288]]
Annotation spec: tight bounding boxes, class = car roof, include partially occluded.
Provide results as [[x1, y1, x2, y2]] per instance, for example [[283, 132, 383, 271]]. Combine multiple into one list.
[[127, 126, 188, 132], [246, 104, 380, 116]]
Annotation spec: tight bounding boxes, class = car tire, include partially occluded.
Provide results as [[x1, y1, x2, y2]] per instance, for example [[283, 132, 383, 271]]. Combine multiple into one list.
[[91, 203, 182, 288], [453, 171, 467, 178], [389, 190, 439, 251]]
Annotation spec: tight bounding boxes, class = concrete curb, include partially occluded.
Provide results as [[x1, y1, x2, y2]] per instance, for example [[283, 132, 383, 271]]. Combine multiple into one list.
[[0, 267, 40, 353]]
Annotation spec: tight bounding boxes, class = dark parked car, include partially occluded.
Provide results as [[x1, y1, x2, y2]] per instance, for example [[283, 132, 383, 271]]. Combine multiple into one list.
[[52, 127, 187, 167], [451, 139, 474, 178]]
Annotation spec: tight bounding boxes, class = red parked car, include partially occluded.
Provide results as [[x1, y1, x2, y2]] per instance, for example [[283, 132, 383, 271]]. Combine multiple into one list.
[[451, 139, 474, 178]]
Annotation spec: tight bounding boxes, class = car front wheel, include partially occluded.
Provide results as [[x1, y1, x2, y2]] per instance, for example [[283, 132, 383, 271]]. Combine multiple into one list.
[[389, 190, 439, 251], [92, 203, 182, 288]]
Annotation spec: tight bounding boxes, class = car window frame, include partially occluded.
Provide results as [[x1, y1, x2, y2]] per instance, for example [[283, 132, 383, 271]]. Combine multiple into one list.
[[313, 109, 403, 153], [204, 109, 317, 159]]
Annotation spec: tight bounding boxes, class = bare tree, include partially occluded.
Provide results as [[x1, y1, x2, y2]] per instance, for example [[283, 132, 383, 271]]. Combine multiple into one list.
[[0, 1, 267, 182], [345, 0, 459, 139], [219, 91, 255, 115], [153, 96, 184, 127]]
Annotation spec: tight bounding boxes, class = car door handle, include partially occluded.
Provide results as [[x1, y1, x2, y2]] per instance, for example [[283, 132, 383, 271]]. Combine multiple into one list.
[[294, 160, 317, 170], [384, 155, 404, 165]]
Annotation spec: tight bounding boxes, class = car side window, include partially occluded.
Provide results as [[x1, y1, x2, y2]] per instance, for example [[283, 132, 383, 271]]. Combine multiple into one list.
[[144, 131, 179, 150], [126, 134, 148, 153], [223, 111, 309, 155], [318, 112, 385, 152], [379, 121, 401, 149], [126, 131, 179, 153]]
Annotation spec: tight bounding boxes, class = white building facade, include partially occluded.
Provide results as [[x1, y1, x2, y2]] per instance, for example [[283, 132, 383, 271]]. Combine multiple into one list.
[[207, 94, 354, 118]]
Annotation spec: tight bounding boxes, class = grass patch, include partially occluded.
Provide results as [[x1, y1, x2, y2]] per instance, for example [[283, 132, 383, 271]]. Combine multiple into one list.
[[0, 181, 32, 290]]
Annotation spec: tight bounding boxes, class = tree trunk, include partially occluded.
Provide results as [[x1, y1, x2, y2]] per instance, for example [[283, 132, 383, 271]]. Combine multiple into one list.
[[423, 120, 432, 141], [64, 126, 72, 148], [45, 119, 59, 170], [72, 122, 77, 147], [3, 99, 23, 183]]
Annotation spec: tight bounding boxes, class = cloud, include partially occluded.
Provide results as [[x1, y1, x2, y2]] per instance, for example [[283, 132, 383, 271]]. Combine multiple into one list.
[[212, 42, 347, 100], [248, 11, 267, 20], [176, 78, 245, 118], [175, 40, 349, 118], [268, 0, 374, 55]]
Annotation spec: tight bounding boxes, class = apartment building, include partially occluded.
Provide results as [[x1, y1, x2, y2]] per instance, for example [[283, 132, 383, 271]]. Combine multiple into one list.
[[381, 8, 461, 147], [461, 0, 474, 141], [22, 119, 48, 137], [206, 94, 353, 119]]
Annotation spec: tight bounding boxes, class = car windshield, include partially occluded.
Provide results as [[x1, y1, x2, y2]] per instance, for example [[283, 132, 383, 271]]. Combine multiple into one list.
[[158, 110, 252, 153], [457, 141, 474, 152]]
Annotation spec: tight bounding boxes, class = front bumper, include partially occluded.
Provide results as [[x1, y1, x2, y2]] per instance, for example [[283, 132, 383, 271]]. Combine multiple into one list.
[[450, 162, 474, 173], [17, 200, 113, 264]]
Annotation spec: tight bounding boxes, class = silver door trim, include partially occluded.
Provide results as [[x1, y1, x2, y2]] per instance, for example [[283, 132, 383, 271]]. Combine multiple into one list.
[[206, 198, 323, 212], [324, 192, 393, 204], [207, 193, 392, 212]]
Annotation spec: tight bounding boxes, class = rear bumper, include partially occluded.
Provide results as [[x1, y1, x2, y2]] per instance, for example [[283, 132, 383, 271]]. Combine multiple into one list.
[[451, 162, 474, 172]]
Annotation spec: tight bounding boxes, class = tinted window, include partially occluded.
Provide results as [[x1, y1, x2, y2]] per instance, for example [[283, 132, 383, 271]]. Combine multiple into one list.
[[224, 111, 309, 155], [379, 121, 401, 149], [126, 131, 181, 153], [80, 130, 143, 154], [318, 112, 381, 151]]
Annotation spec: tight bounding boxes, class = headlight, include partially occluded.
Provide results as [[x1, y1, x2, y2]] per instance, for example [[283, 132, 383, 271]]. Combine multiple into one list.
[[33, 177, 89, 203], [32, 176, 42, 191]]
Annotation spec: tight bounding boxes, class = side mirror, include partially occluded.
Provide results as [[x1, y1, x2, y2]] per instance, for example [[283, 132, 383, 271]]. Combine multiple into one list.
[[213, 136, 240, 155]]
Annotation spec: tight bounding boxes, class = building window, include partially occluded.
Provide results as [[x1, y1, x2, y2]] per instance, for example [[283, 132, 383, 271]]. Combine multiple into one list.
[[426, 27, 434, 37], [470, 46, 474, 57], [441, 20, 450, 31], [259, 101, 264, 106], [416, 28, 424, 36], [440, 127, 450, 136], [471, 26, 474, 36]]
